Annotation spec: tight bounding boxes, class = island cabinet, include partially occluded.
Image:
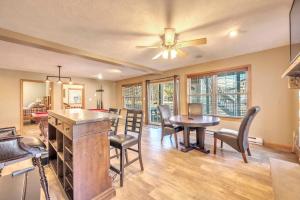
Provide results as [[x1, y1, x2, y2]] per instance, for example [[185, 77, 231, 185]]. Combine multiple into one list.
[[48, 109, 116, 200]]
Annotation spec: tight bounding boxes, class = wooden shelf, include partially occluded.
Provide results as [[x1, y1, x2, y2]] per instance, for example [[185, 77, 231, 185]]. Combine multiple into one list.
[[65, 187, 73, 200], [49, 140, 57, 151], [49, 159, 57, 174], [65, 146, 72, 155], [65, 160, 73, 172], [57, 152, 64, 161], [65, 173, 73, 189]]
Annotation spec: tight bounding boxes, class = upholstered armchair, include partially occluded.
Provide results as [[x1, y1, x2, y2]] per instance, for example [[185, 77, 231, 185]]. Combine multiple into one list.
[[0, 127, 50, 199], [213, 106, 260, 163], [158, 105, 183, 149]]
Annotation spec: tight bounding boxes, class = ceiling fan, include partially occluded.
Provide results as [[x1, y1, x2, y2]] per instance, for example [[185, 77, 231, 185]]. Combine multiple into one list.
[[136, 28, 207, 60]]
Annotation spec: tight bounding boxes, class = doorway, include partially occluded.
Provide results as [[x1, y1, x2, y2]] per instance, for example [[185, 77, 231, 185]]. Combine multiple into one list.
[[147, 78, 179, 125], [20, 80, 53, 138], [61, 83, 85, 109]]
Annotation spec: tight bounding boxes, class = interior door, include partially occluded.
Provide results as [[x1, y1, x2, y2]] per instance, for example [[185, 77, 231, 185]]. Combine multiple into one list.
[[148, 80, 175, 125]]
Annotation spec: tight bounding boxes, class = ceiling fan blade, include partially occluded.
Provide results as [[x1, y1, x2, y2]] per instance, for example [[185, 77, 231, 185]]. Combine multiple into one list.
[[136, 45, 160, 48], [176, 49, 188, 57], [152, 51, 163, 60], [176, 38, 207, 48]]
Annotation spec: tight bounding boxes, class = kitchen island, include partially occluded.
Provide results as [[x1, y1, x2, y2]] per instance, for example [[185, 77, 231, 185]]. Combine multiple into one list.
[[48, 109, 116, 200]]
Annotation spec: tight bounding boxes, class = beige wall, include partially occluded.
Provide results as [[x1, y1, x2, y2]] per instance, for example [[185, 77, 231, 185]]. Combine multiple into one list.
[[0, 68, 117, 130], [116, 46, 298, 147], [23, 81, 46, 106]]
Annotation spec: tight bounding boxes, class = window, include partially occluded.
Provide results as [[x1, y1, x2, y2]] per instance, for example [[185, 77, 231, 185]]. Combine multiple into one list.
[[188, 67, 249, 117], [122, 83, 142, 110]]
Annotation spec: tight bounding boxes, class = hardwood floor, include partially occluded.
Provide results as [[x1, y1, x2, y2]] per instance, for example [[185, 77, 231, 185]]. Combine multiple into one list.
[[43, 125, 297, 200]]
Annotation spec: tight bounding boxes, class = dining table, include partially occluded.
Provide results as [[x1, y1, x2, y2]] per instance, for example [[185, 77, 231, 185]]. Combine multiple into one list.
[[169, 115, 220, 153]]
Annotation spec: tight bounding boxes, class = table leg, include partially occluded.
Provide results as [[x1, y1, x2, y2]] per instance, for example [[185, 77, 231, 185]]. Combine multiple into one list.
[[195, 127, 210, 154], [181, 126, 193, 152]]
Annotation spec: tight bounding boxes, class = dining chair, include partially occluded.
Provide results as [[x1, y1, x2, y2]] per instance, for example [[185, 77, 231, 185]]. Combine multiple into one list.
[[109, 109, 144, 187], [213, 106, 261, 163], [158, 105, 183, 149], [108, 108, 120, 158], [188, 103, 203, 116], [108, 108, 120, 136]]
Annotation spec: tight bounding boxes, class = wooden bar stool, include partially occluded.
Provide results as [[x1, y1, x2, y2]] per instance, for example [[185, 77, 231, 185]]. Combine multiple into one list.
[[109, 109, 144, 187]]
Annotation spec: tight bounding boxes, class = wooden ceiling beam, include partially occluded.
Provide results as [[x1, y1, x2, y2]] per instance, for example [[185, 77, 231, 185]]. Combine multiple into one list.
[[0, 27, 160, 74]]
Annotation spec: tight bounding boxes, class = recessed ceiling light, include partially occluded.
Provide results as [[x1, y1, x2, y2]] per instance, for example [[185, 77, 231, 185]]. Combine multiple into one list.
[[97, 74, 103, 79], [229, 30, 238, 38], [109, 69, 122, 73]]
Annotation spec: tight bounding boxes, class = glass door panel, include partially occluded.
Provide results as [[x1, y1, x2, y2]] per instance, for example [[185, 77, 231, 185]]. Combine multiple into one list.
[[148, 81, 174, 125]]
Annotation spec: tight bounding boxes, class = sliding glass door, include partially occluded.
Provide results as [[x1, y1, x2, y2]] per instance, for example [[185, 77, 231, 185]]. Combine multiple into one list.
[[147, 79, 177, 125]]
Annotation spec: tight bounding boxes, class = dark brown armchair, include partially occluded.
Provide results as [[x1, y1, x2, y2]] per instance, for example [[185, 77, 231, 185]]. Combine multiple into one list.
[[0, 127, 50, 199], [213, 106, 260, 163], [158, 105, 183, 149]]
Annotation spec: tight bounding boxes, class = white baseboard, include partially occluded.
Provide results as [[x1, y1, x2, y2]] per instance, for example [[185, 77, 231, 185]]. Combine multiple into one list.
[[249, 136, 263, 145]]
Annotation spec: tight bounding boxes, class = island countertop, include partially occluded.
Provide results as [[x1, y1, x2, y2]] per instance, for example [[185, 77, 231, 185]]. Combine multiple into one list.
[[48, 109, 119, 125]]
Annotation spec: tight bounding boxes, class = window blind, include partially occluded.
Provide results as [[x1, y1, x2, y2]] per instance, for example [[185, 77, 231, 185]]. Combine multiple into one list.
[[122, 84, 143, 110], [188, 68, 248, 117]]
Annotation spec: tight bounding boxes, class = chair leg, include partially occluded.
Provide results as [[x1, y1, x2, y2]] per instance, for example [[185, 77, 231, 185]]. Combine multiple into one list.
[[138, 143, 144, 171], [247, 148, 251, 156], [125, 149, 129, 164], [174, 132, 178, 149], [161, 130, 164, 144], [120, 148, 125, 187], [213, 137, 217, 154], [33, 157, 50, 200], [115, 149, 119, 159], [242, 153, 248, 163], [220, 141, 223, 148]]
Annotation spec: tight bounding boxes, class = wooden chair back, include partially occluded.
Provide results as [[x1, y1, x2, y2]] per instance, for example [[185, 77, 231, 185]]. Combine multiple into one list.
[[238, 106, 260, 151], [158, 105, 172, 127], [125, 109, 143, 140], [188, 103, 203, 116]]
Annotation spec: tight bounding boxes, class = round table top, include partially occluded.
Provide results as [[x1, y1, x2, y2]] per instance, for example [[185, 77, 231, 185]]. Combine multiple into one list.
[[169, 115, 220, 127]]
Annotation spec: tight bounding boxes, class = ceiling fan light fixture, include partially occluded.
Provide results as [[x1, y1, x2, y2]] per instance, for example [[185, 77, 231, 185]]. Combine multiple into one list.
[[162, 50, 169, 59], [164, 28, 176, 46], [137, 27, 207, 60], [170, 49, 177, 59], [152, 51, 163, 60]]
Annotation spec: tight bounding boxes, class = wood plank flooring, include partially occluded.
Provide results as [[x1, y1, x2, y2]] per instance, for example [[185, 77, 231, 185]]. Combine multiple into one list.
[[43, 125, 297, 200]]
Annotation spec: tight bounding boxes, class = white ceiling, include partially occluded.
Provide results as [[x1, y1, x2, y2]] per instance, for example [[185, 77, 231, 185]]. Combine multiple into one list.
[[0, 41, 144, 80], [0, 0, 293, 80]]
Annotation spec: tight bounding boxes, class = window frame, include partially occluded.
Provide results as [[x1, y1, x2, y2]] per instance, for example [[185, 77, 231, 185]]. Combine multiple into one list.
[[121, 82, 143, 110], [186, 65, 251, 119]]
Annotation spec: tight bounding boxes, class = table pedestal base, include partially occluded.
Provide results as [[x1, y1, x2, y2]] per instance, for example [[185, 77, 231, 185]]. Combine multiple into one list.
[[179, 142, 210, 154], [180, 127, 210, 154]]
